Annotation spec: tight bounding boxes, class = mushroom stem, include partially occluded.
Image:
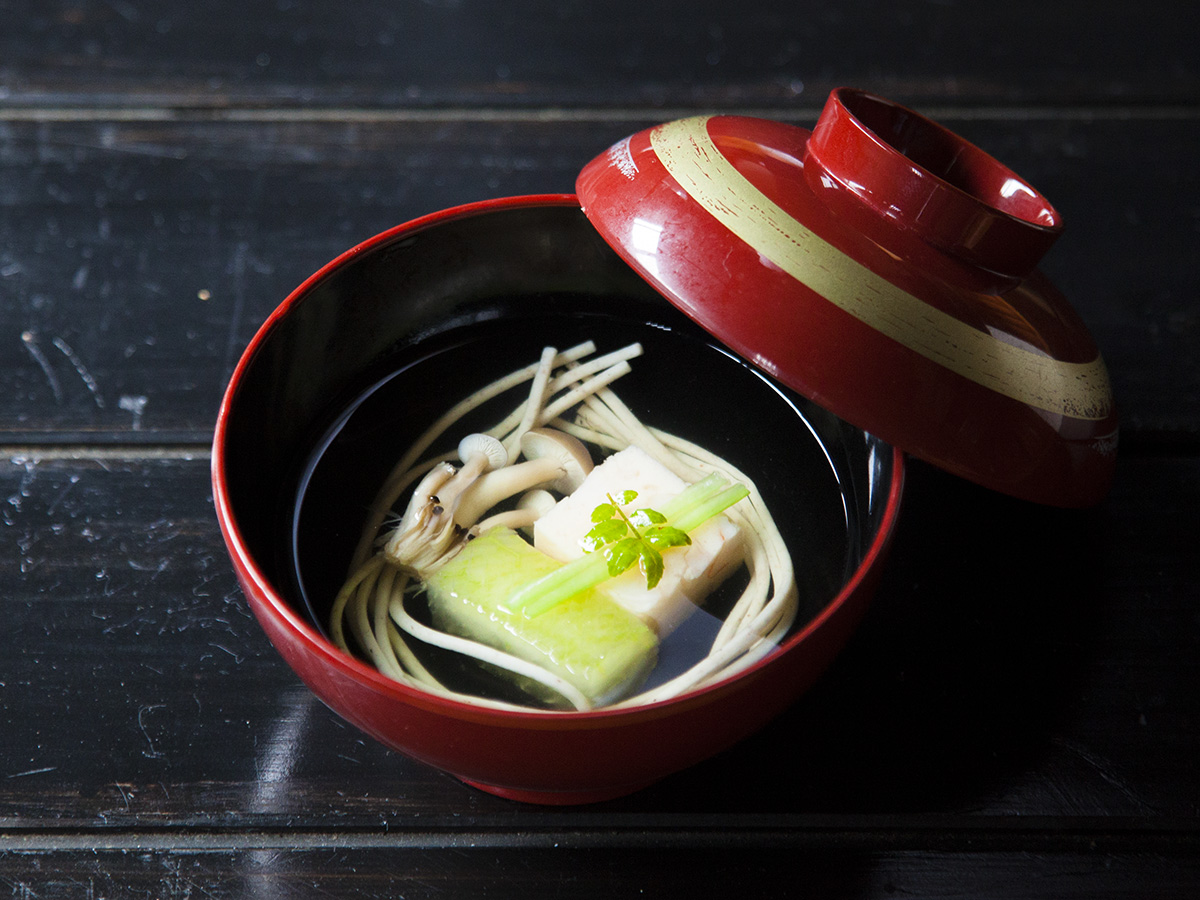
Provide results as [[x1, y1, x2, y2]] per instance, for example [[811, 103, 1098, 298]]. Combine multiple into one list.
[[434, 451, 493, 508], [471, 508, 539, 535], [433, 432, 509, 509], [471, 488, 558, 537], [455, 457, 565, 525]]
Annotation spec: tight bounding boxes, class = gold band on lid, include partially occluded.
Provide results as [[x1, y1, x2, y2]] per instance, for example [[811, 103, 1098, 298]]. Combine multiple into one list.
[[650, 117, 1113, 422]]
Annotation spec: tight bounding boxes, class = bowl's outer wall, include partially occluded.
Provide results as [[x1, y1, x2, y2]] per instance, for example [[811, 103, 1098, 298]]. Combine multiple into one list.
[[214, 196, 904, 800], [240, 542, 891, 797]]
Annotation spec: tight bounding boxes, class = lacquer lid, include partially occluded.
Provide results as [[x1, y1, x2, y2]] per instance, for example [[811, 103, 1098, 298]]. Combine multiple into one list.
[[576, 88, 1117, 507]]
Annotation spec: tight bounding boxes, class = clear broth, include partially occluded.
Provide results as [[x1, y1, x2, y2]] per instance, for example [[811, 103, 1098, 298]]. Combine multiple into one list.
[[289, 303, 856, 707]]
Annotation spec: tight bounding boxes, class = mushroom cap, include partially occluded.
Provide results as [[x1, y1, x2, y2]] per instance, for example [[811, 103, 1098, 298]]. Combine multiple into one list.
[[516, 488, 557, 519], [518, 428, 593, 494], [457, 433, 508, 471]]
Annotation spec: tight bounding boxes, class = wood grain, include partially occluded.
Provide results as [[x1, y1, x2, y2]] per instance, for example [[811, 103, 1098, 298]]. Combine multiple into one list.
[[2, 0, 1196, 110], [2, 116, 1196, 442], [1, 846, 1199, 899]]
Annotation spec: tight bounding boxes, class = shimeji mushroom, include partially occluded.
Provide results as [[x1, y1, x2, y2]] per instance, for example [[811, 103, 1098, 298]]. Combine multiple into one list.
[[454, 429, 593, 525], [384, 429, 591, 579], [384, 433, 509, 577], [516, 488, 558, 530]]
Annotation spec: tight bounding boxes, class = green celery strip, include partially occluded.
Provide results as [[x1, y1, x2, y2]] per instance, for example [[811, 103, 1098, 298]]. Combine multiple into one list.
[[507, 474, 747, 618], [668, 483, 750, 533], [504, 553, 613, 619], [658, 472, 725, 521]]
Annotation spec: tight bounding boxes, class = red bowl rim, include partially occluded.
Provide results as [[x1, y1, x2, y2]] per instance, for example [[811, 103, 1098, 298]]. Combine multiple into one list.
[[211, 192, 906, 728]]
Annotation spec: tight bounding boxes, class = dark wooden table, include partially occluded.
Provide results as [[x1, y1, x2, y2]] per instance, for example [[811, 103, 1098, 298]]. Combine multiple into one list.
[[2, 2, 1197, 895]]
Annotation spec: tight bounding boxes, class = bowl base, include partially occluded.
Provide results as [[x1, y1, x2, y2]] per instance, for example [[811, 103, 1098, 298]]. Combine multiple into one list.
[[459, 776, 656, 806]]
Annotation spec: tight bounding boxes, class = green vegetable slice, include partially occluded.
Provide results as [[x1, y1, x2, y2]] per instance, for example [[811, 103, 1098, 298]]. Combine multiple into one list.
[[425, 527, 659, 707]]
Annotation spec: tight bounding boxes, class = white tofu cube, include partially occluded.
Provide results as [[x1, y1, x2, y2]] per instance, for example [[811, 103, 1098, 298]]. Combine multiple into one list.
[[533, 447, 743, 636]]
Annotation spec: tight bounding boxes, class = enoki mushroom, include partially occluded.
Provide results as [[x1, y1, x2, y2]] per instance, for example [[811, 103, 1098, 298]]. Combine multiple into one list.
[[329, 341, 798, 712]]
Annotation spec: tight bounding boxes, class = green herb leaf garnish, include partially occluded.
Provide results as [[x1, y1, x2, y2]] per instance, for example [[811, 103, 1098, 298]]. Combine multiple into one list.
[[582, 491, 692, 589]]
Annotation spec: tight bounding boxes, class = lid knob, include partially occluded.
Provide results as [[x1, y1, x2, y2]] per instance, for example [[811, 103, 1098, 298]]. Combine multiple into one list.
[[804, 88, 1063, 290]]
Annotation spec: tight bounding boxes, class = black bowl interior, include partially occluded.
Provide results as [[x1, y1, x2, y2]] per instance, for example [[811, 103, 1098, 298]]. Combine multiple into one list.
[[219, 203, 896, 668]]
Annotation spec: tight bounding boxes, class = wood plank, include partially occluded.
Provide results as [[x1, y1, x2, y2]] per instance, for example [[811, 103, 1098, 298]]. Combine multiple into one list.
[[1, 451, 1196, 827], [1, 0, 1196, 109], [2, 115, 1197, 442], [0, 846, 1198, 899]]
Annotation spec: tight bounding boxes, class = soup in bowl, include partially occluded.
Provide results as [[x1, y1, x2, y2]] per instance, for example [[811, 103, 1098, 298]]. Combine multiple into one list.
[[212, 195, 903, 803]]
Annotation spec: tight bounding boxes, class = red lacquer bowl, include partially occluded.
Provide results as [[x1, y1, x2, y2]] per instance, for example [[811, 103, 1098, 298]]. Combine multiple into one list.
[[212, 195, 904, 804]]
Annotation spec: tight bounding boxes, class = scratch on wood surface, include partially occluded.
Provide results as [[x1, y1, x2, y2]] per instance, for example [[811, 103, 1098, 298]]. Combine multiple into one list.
[[208, 643, 245, 664], [20, 330, 63, 403], [119, 393, 148, 429], [128, 556, 170, 575], [6, 766, 58, 778], [1054, 737, 1154, 813], [52, 335, 106, 408], [138, 704, 167, 759], [46, 472, 81, 515], [114, 782, 134, 810], [220, 241, 250, 382]]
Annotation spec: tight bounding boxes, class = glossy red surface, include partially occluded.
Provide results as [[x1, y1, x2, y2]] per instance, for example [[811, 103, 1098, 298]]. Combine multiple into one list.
[[576, 89, 1117, 507], [806, 89, 1063, 283], [211, 194, 905, 804]]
